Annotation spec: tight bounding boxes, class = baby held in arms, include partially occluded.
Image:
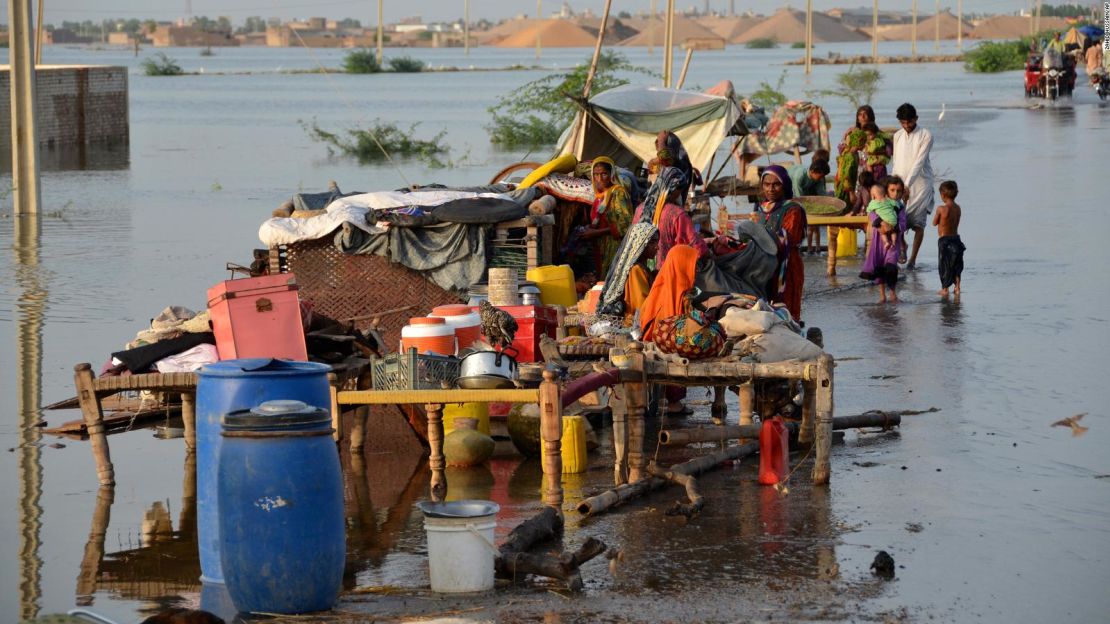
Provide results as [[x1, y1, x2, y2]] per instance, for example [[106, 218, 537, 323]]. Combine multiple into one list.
[[866, 184, 900, 251]]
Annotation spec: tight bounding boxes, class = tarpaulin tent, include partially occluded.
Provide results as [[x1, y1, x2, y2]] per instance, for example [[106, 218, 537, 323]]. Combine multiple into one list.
[[556, 85, 748, 175]]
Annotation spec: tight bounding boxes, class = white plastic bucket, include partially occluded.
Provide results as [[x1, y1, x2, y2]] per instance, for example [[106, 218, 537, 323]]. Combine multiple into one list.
[[417, 500, 500, 593]]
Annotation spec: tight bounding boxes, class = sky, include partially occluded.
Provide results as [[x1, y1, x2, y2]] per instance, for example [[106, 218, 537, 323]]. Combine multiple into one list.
[[23, 0, 1040, 26]]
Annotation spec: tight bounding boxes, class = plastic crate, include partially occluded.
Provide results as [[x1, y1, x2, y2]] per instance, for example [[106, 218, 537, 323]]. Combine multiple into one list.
[[371, 348, 460, 391]]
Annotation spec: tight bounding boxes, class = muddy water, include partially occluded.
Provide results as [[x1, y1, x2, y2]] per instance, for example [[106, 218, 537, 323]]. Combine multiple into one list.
[[0, 42, 1107, 622]]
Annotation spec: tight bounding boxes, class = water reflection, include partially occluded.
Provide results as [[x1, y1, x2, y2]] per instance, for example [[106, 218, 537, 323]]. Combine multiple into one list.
[[16, 212, 45, 621], [0, 140, 129, 172]]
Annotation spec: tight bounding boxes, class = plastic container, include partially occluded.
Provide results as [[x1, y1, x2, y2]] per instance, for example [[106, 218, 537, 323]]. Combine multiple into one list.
[[582, 282, 605, 314], [218, 400, 344, 614], [207, 274, 307, 361], [401, 317, 456, 356], [468, 305, 557, 363], [561, 415, 588, 474], [416, 500, 500, 593], [430, 305, 483, 351], [444, 402, 490, 435], [195, 358, 331, 584], [758, 416, 790, 485], [526, 265, 577, 308], [835, 227, 859, 257]]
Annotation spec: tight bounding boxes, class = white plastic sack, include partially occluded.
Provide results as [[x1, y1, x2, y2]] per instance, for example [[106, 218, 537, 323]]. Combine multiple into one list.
[[738, 325, 824, 363], [718, 307, 777, 338]]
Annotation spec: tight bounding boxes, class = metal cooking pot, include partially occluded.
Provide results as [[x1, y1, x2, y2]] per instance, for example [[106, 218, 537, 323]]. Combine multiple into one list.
[[458, 348, 518, 381]]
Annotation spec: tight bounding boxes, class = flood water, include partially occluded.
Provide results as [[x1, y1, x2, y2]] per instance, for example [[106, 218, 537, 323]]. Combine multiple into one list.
[[1, 40, 1107, 622]]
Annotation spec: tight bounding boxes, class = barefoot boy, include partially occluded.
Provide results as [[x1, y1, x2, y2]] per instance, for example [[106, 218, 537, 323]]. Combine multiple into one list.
[[933, 180, 966, 297]]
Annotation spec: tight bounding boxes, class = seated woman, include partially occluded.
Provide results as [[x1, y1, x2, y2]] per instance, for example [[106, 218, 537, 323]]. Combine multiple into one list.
[[755, 165, 808, 322], [579, 156, 634, 278], [639, 244, 701, 414]]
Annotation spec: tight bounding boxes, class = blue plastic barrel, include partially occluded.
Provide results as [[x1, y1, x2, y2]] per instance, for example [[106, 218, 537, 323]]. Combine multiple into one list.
[[218, 400, 345, 614], [195, 358, 331, 583]]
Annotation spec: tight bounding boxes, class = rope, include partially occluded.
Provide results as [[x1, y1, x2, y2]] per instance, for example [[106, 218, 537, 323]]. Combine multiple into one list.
[[288, 28, 413, 188]]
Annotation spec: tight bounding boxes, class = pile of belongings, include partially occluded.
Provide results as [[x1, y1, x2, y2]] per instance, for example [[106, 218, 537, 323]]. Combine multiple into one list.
[[104, 306, 217, 376], [703, 295, 825, 363]]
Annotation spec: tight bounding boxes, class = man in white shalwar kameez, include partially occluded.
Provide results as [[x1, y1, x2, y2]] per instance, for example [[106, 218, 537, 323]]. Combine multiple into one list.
[[892, 102, 935, 270]]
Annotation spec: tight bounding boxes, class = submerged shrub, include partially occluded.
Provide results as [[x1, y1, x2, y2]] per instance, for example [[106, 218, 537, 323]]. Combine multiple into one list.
[[343, 48, 381, 74], [304, 118, 448, 167], [806, 65, 883, 108], [746, 38, 778, 49], [964, 40, 1028, 73], [388, 56, 425, 72], [140, 52, 183, 76]]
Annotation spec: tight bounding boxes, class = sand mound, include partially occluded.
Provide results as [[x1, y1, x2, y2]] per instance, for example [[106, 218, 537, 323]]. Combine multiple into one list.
[[735, 9, 868, 44], [696, 15, 767, 43], [872, 11, 970, 41], [475, 17, 537, 45], [618, 15, 720, 46], [495, 19, 598, 48], [969, 15, 1069, 39]]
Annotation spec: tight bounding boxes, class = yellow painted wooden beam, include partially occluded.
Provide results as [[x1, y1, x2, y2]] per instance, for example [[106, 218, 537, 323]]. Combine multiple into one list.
[[338, 389, 541, 405], [807, 215, 868, 226]]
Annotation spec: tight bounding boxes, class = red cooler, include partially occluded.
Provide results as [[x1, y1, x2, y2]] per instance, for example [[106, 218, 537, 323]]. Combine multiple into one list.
[[472, 304, 557, 363], [207, 274, 308, 361]]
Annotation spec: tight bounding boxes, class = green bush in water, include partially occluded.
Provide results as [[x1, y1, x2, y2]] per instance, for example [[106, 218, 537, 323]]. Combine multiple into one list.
[[388, 56, 425, 73], [963, 40, 1029, 73], [140, 52, 183, 76], [746, 37, 778, 49], [485, 50, 654, 149], [304, 118, 448, 167], [749, 70, 789, 109], [343, 48, 381, 74], [806, 65, 882, 109], [791, 41, 807, 49]]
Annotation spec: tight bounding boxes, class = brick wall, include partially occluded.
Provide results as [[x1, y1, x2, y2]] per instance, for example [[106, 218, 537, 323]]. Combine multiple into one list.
[[0, 65, 129, 152]]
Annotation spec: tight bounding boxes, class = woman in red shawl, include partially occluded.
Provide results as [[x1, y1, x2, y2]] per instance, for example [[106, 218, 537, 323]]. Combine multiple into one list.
[[756, 165, 807, 322]]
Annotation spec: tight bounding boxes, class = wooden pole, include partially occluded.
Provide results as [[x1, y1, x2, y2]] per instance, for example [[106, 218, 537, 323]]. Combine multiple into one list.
[[581, 0, 612, 99], [956, 0, 962, 49], [625, 381, 647, 482], [9, 0, 41, 217], [711, 386, 727, 424], [577, 442, 758, 517], [536, 0, 542, 60], [800, 380, 816, 445], [804, 0, 813, 75], [376, 0, 383, 65], [328, 372, 340, 442], [664, 0, 675, 87], [463, 0, 469, 56], [871, 0, 879, 63], [659, 411, 900, 445], [611, 384, 629, 484], [538, 370, 563, 510], [935, 0, 940, 52], [180, 391, 197, 451], [675, 47, 693, 89], [911, 0, 918, 57], [649, 0, 656, 55], [738, 382, 754, 427], [425, 403, 447, 501], [349, 405, 367, 453], [74, 364, 114, 486], [811, 353, 834, 485], [1034, 0, 1041, 37], [33, 0, 43, 65]]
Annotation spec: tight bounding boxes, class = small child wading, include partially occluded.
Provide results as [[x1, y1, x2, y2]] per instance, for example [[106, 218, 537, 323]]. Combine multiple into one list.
[[933, 180, 965, 297]]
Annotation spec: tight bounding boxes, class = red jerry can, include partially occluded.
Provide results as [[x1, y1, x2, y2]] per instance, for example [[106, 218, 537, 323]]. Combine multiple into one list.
[[758, 416, 790, 486]]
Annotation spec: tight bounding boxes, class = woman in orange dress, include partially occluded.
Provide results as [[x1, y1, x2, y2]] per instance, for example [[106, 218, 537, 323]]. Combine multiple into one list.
[[755, 165, 807, 322]]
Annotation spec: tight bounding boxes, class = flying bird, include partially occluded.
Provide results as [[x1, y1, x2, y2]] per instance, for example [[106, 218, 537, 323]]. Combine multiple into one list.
[[478, 300, 517, 350], [1051, 413, 1088, 437], [938, 103, 946, 123]]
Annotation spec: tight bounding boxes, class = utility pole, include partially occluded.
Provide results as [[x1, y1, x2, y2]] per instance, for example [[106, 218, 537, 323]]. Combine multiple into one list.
[[871, 0, 878, 63], [9, 0, 42, 218], [730, 0, 735, 17], [535, 0, 541, 60], [463, 0, 469, 55], [1034, 0, 1041, 35], [648, 0, 656, 55], [376, 0, 383, 65], [911, 0, 917, 57]]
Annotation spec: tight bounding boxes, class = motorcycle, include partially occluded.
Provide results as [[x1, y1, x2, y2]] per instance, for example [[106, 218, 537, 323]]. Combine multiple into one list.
[[1092, 70, 1110, 101]]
